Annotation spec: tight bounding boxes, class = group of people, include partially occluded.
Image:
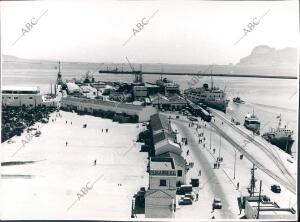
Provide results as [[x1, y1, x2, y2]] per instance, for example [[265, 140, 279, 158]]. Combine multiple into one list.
[[101, 128, 109, 133]]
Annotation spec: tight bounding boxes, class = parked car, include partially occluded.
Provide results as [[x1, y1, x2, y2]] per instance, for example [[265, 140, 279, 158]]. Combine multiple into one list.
[[179, 197, 193, 205], [176, 185, 193, 195], [188, 116, 198, 122], [190, 178, 199, 187], [184, 193, 195, 200], [212, 198, 222, 209], [271, 185, 281, 193]]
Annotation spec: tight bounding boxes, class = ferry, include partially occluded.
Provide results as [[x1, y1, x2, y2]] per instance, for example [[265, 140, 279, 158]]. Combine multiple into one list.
[[184, 82, 228, 113]]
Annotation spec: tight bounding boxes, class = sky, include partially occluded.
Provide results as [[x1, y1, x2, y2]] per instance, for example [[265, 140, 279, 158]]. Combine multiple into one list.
[[1, 0, 299, 65]]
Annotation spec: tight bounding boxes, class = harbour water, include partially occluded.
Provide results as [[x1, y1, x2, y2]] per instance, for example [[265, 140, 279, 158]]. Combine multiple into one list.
[[2, 66, 298, 155]]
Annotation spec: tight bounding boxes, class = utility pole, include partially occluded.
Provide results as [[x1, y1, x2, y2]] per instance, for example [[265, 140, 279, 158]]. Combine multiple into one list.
[[234, 149, 237, 179], [218, 134, 222, 168], [250, 163, 256, 197], [256, 180, 262, 219], [209, 126, 212, 149]]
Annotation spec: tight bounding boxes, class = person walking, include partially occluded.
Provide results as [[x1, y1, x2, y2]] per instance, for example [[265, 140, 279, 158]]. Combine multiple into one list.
[[66, 141, 68, 147], [66, 120, 67, 124], [198, 170, 201, 176], [237, 182, 240, 190], [94, 159, 97, 166], [196, 193, 199, 201]]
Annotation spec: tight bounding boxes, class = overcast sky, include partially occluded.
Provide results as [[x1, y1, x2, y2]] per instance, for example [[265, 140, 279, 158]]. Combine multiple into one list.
[[1, 0, 299, 64]]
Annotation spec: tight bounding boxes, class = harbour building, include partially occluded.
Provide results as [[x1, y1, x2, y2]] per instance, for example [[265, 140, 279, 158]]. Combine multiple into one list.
[[145, 157, 177, 218], [61, 96, 157, 122], [1, 86, 57, 107]]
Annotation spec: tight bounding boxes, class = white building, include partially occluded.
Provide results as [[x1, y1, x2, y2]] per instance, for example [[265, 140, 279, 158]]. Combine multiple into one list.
[[244, 197, 296, 220], [2, 86, 57, 107], [61, 96, 157, 122], [145, 157, 176, 218], [150, 113, 182, 156]]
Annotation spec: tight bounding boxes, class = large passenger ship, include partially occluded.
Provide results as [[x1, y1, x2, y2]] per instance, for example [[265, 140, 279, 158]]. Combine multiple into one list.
[[184, 83, 229, 112]]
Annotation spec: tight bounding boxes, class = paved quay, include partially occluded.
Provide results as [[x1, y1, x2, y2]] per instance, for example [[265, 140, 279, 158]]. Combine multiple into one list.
[[1, 111, 148, 220]]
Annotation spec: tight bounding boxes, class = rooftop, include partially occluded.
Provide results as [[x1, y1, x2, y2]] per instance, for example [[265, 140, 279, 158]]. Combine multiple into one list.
[[62, 96, 145, 111], [2, 86, 39, 92], [157, 152, 186, 168], [150, 157, 175, 170]]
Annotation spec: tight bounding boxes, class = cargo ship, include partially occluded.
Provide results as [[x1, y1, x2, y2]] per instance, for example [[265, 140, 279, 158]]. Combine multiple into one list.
[[262, 114, 294, 155], [244, 111, 260, 135], [184, 79, 228, 112]]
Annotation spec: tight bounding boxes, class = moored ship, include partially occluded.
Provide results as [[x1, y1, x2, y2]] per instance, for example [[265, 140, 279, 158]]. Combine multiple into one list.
[[262, 114, 294, 155], [244, 111, 260, 135], [184, 82, 228, 113]]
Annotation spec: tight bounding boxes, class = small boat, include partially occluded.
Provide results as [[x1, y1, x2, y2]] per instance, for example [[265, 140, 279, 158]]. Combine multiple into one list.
[[233, 97, 245, 104], [244, 111, 260, 135]]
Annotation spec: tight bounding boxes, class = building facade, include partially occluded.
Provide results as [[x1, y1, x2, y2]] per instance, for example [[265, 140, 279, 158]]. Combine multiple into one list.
[[145, 157, 176, 218], [61, 96, 157, 122], [2, 86, 57, 107]]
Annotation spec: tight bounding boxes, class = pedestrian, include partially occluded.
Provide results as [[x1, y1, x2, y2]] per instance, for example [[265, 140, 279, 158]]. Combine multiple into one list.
[[212, 215, 215, 219], [213, 148, 216, 154], [222, 122, 223, 125], [102, 128, 103, 133], [196, 193, 199, 201], [198, 170, 201, 176], [237, 182, 240, 190], [66, 120, 67, 124], [71, 121, 72, 125], [203, 144, 205, 148], [66, 141, 68, 147], [106, 128, 108, 133], [198, 139, 200, 144], [186, 150, 189, 156], [94, 159, 97, 166], [212, 204, 214, 213]]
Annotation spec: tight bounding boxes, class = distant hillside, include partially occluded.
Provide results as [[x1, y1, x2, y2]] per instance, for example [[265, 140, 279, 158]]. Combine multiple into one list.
[[2, 48, 298, 77], [236, 45, 297, 68]]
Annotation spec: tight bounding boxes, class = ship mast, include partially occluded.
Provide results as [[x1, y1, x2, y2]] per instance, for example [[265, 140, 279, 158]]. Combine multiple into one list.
[[210, 70, 213, 90], [278, 113, 282, 128]]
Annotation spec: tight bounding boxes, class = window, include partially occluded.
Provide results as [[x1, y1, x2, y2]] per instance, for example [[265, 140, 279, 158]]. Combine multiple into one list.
[[29, 97, 33, 99], [159, 179, 167, 186], [14, 97, 18, 99], [177, 170, 182, 177]]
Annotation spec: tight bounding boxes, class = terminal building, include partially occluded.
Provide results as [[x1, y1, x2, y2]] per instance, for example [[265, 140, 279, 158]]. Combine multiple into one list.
[[2, 86, 57, 107], [61, 96, 157, 122], [150, 94, 188, 111]]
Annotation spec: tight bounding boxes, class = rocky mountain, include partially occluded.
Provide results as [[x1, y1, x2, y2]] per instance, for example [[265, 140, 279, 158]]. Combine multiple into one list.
[[236, 45, 297, 68]]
